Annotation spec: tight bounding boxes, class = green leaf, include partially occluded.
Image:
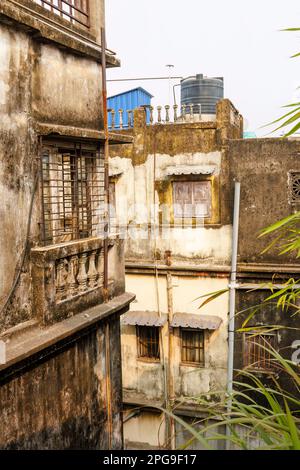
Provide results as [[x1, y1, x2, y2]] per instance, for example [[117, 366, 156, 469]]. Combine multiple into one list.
[[194, 288, 228, 309]]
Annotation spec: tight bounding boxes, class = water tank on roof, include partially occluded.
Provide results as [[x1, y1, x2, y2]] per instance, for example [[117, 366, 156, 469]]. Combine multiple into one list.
[[180, 74, 224, 115]]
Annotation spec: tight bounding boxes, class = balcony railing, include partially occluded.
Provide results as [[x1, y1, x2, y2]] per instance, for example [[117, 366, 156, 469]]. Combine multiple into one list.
[[33, 0, 90, 29], [31, 236, 122, 325], [108, 104, 204, 129]]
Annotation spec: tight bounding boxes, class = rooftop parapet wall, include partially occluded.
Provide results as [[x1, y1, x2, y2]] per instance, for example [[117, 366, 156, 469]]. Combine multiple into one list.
[[109, 99, 243, 165]]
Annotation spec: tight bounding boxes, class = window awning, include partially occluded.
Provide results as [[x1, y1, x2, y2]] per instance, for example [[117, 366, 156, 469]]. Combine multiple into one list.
[[171, 313, 222, 330], [164, 165, 216, 177], [121, 311, 167, 327], [109, 169, 123, 178]]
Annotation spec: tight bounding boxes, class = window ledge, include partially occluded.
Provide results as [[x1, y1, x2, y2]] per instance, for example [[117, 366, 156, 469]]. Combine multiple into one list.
[[0, 0, 120, 66]]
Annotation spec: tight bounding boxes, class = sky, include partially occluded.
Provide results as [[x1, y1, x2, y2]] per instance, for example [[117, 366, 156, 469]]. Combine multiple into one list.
[[106, 0, 300, 136]]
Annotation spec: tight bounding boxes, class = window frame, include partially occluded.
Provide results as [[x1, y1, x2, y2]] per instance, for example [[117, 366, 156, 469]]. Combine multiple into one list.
[[40, 140, 104, 246], [243, 331, 278, 373], [172, 180, 212, 220], [136, 325, 161, 362], [180, 328, 205, 367]]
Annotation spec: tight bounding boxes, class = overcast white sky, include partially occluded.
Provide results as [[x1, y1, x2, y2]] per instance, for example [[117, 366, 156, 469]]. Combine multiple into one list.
[[106, 0, 300, 136]]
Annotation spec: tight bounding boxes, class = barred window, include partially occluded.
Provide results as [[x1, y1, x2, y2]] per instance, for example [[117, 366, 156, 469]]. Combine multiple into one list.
[[173, 181, 212, 218], [33, 1, 90, 29], [136, 326, 160, 360], [181, 329, 205, 365], [40, 142, 104, 245], [244, 332, 277, 371]]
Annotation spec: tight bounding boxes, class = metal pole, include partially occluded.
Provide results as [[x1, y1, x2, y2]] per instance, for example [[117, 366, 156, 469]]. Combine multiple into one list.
[[226, 181, 240, 448], [101, 27, 109, 303]]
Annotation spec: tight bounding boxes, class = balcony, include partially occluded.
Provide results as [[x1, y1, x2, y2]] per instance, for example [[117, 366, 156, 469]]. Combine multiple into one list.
[[33, 0, 90, 30], [31, 235, 125, 325]]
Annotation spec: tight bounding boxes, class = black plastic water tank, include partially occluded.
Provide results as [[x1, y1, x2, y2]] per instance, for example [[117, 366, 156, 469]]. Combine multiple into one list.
[[180, 74, 224, 114]]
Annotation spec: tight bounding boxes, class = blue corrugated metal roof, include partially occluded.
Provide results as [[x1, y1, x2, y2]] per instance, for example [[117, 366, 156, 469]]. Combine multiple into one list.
[[108, 87, 153, 99], [108, 87, 153, 128]]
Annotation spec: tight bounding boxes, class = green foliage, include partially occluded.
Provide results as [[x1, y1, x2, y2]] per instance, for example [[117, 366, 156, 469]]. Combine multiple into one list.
[[164, 349, 300, 450], [265, 28, 300, 136]]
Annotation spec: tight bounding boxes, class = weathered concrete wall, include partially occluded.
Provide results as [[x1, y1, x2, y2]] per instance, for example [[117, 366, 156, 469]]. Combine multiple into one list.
[[0, 5, 105, 331], [109, 100, 242, 266], [0, 24, 39, 330], [0, 0, 131, 450], [234, 285, 300, 399], [0, 314, 123, 449], [229, 138, 300, 265], [32, 43, 103, 129]]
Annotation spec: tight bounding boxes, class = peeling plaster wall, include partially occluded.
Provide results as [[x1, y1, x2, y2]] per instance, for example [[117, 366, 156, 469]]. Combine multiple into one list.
[[32, 44, 103, 128], [108, 102, 241, 448], [0, 25, 38, 330], [0, 16, 104, 331], [0, 1, 127, 450]]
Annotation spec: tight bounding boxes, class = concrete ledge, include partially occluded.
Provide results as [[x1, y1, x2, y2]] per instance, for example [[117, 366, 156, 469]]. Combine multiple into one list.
[[0, 292, 135, 374], [36, 122, 134, 144]]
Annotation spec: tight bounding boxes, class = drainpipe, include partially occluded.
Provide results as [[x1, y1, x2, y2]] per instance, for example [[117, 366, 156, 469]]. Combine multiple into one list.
[[101, 27, 109, 303], [101, 27, 113, 450], [226, 181, 241, 447], [166, 272, 176, 450]]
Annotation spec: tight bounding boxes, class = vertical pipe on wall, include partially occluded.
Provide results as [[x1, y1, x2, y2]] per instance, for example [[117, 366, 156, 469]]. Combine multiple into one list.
[[226, 181, 241, 447], [166, 272, 176, 450], [101, 27, 113, 449], [101, 27, 109, 302]]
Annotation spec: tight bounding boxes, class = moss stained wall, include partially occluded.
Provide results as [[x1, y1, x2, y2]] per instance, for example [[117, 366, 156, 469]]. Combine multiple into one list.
[[0, 314, 123, 450]]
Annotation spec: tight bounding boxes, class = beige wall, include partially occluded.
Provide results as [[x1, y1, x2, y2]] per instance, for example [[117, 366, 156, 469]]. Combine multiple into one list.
[[122, 273, 229, 447]]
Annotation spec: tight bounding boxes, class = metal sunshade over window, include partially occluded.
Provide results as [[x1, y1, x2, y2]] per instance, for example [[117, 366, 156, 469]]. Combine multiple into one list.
[[121, 311, 167, 327], [171, 313, 222, 330]]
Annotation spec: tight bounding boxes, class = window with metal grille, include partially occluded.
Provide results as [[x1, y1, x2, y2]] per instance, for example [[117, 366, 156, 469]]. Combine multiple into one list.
[[33, 1, 90, 29], [181, 329, 205, 365], [136, 326, 160, 360], [244, 332, 277, 371], [40, 142, 104, 245], [289, 171, 300, 203], [173, 181, 212, 218]]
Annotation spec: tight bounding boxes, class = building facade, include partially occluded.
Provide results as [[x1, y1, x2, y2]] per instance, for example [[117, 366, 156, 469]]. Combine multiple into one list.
[[0, 0, 134, 449], [109, 101, 300, 449]]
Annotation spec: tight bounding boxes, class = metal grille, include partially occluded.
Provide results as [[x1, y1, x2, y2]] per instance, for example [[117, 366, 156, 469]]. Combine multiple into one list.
[[173, 181, 212, 218], [136, 326, 160, 360], [40, 143, 104, 245], [244, 333, 277, 371], [181, 329, 205, 365], [33, 0, 90, 29], [289, 171, 300, 203]]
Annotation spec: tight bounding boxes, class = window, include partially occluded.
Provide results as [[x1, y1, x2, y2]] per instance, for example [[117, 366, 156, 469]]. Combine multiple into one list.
[[173, 181, 211, 218], [33, 1, 90, 29], [41, 142, 104, 245], [136, 326, 160, 360], [289, 171, 300, 204], [244, 332, 277, 371], [181, 329, 205, 365]]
